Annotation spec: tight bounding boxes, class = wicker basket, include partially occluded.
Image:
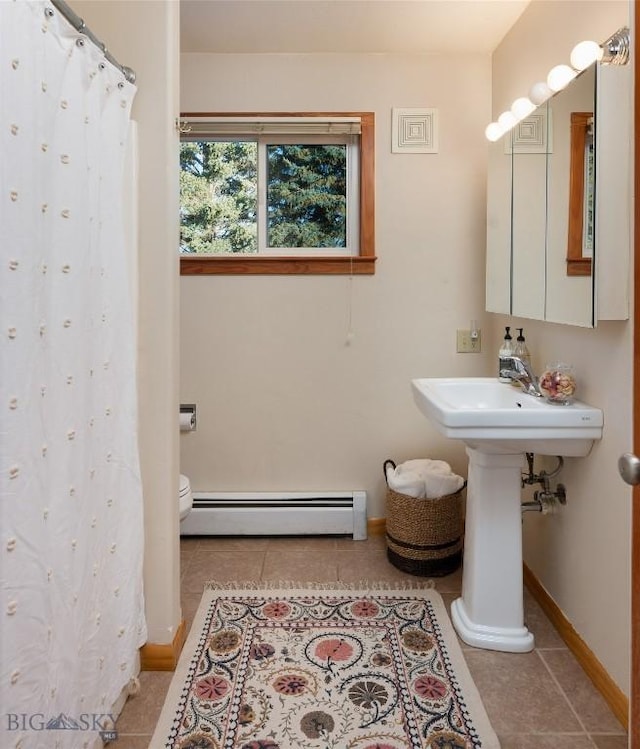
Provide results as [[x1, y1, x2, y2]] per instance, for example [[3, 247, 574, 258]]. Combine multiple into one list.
[[384, 459, 464, 577]]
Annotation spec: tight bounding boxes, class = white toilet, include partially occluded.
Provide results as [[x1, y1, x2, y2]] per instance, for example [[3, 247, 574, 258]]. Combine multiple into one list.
[[179, 474, 193, 521]]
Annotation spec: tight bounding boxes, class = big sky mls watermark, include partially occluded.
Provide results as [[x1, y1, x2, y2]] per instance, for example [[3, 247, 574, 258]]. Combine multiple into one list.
[[6, 712, 117, 741]]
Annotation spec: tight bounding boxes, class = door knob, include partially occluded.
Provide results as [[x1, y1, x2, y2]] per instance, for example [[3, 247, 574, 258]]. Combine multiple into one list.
[[618, 452, 640, 485]]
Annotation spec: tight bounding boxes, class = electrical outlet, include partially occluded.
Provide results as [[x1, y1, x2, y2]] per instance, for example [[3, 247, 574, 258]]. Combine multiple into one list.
[[457, 329, 482, 353]]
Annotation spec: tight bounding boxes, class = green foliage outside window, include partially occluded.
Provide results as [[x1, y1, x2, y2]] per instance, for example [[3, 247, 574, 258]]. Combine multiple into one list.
[[180, 141, 348, 254], [267, 145, 347, 248], [180, 141, 257, 254]]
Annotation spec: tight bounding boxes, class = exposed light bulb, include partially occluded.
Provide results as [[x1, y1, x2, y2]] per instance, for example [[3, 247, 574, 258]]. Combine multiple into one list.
[[497, 111, 517, 131], [570, 40, 603, 71], [511, 97, 536, 121], [485, 122, 503, 142], [547, 64, 578, 92], [529, 81, 553, 105]]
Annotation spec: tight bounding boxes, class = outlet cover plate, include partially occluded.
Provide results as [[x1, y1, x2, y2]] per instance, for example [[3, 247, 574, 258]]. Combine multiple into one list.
[[457, 329, 482, 353]]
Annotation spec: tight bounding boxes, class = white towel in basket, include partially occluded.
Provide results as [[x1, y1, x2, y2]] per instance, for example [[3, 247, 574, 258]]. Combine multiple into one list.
[[386, 459, 465, 499]]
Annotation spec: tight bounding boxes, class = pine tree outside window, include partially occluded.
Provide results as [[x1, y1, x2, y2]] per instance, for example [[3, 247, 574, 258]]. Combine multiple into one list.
[[179, 113, 376, 275]]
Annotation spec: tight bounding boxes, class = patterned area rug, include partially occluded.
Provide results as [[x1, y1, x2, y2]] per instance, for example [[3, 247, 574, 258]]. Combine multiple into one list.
[[150, 582, 499, 749]]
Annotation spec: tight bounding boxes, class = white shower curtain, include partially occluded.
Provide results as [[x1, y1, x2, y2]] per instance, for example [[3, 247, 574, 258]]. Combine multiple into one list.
[[1, 2, 146, 747]]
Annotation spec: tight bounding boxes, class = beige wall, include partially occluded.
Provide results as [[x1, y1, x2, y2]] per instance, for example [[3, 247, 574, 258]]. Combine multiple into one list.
[[73, 1, 181, 645], [489, 0, 632, 695], [179, 52, 493, 510]]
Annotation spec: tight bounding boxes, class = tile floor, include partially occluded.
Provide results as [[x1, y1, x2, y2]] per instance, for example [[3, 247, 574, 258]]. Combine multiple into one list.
[[113, 535, 628, 748]]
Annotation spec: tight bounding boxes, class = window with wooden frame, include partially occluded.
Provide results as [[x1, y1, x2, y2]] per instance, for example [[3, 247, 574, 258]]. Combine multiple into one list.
[[567, 111, 594, 276], [179, 112, 376, 275]]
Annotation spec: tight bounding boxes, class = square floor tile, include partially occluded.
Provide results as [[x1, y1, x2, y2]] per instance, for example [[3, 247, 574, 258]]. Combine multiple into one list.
[[590, 735, 629, 748], [523, 590, 566, 649], [181, 550, 264, 593], [115, 671, 174, 735], [261, 549, 339, 582], [539, 650, 627, 733], [267, 536, 338, 551], [464, 650, 582, 734], [335, 549, 419, 583], [335, 534, 387, 551], [110, 734, 152, 748], [193, 536, 271, 552], [497, 735, 596, 748], [181, 592, 204, 635]]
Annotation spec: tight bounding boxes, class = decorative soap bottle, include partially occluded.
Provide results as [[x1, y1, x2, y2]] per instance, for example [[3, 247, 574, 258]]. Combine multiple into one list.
[[498, 326, 513, 382], [514, 328, 531, 367]]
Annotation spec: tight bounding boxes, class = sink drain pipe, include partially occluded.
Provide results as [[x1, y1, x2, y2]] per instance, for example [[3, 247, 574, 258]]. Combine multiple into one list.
[[521, 453, 567, 514]]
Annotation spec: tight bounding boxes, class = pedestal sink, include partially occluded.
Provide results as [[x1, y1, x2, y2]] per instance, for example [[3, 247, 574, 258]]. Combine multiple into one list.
[[411, 377, 603, 653]]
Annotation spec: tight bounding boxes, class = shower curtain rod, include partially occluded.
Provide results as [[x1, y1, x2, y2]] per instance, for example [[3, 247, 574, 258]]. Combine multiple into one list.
[[50, 0, 136, 84]]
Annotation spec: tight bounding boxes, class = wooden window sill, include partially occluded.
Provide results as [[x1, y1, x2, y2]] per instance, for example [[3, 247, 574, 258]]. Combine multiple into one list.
[[180, 255, 377, 275], [566, 257, 592, 276]]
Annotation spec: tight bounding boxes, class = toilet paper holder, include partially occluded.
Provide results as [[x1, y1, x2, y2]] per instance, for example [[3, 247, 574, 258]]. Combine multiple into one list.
[[180, 404, 197, 432]]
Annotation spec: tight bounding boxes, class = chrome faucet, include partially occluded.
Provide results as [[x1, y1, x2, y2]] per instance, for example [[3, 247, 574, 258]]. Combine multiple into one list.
[[499, 356, 543, 397]]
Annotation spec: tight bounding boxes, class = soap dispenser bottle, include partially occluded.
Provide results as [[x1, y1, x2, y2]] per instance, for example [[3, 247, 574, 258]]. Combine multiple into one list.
[[514, 328, 531, 368], [498, 326, 514, 382]]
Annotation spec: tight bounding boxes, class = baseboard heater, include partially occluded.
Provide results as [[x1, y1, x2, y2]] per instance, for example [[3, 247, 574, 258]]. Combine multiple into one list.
[[180, 490, 368, 540]]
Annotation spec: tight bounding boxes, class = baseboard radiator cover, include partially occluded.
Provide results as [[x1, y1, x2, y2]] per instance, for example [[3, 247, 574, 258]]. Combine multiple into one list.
[[180, 490, 367, 540]]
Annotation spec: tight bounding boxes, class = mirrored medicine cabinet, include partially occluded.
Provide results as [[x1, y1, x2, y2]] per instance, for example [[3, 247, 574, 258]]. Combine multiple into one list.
[[486, 48, 632, 327]]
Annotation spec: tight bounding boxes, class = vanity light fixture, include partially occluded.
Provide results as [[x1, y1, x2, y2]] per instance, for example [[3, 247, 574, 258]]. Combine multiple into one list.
[[570, 40, 603, 71], [546, 64, 578, 92], [528, 81, 554, 106], [485, 97, 536, 142], [484, 26, 630, 141], [511, 97, 536, 120], [484, 122, 503, 142], [600, 26, 630, 65], [484, 110, 517, 142], [497, 111, 517, 131]]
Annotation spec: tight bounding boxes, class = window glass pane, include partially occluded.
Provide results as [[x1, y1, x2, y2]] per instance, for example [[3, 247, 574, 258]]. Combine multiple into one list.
[[266, 144, 347, 249], [179, 141, 257, 254], [583, 131, 594, 258]]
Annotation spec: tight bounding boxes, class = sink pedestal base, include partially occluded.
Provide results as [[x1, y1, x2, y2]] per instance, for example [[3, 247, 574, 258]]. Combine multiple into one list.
[[452, 447, 534, 653]]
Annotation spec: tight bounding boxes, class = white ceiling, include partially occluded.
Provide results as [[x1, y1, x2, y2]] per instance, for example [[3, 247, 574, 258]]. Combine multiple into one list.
[[180, 0, 532, 55]]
